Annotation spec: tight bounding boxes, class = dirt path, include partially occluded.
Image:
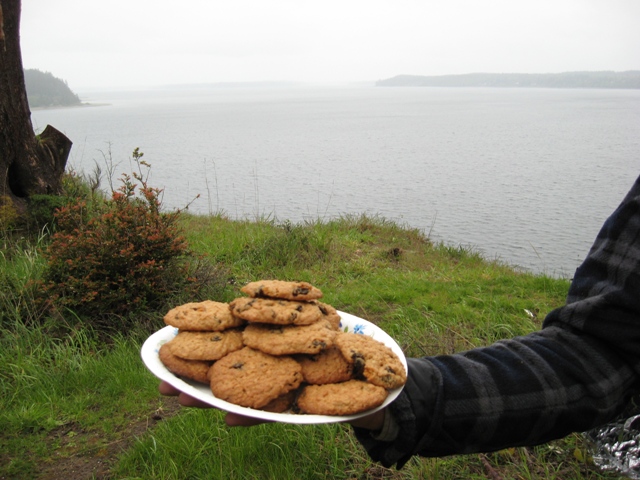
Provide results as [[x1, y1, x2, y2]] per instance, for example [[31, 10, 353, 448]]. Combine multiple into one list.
[[36, 397, 181, 480]]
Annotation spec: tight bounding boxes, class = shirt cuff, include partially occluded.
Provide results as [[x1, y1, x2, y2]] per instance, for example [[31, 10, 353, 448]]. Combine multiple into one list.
[[370, 410, 400, 442]]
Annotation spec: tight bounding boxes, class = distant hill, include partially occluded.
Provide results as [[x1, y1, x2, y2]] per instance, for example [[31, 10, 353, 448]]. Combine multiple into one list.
[[24, 69, 82, 108], [376, 71, 640, 89]]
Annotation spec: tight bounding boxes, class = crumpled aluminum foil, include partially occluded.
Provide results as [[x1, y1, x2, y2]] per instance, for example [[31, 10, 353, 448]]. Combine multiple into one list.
[[585, 414, 640, 479]]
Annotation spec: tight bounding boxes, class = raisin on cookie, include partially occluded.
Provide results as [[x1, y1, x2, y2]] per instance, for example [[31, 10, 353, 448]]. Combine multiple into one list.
[[240, 280, 323, 301], [209, 347, 303, 409], [296, 345, 353, 384], [335, 332, 407, 389], [164, 300, 245, 331], [229, 297, 324, 325], [242, 320, 337, 356], [318, 302, 342, 330], [168, 329, 244, 361]]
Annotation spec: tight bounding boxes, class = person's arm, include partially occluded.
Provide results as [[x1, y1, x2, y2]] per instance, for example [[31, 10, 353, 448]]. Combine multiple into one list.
[[354, 176, 640, 468]]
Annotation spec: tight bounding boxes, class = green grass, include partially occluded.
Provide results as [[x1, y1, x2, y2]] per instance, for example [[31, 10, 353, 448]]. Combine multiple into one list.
[[0, 213, 621, 479], [0, 319, 164, 477], [114, 414, 372, 479], [0, 236, 47, 325]]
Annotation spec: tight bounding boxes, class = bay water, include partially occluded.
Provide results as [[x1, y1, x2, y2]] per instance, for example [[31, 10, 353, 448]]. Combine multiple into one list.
[[31, 85, 640, 278]]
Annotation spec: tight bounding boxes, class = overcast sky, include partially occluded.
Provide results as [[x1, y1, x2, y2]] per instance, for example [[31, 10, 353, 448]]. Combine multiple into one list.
[[19, 0, 640, 90]]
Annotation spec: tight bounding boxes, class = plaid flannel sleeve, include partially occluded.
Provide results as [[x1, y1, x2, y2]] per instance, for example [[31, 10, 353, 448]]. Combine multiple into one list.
[[354, 176, 640, 468]]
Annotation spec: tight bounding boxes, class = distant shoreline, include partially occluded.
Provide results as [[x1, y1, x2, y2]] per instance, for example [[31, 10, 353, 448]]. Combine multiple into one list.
[[30, 102, 109, 111], [376, 71, 640, 89]]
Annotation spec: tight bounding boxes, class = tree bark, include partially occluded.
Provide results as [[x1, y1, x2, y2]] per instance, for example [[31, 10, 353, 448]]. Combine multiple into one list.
[[0, 0, 72, 215]]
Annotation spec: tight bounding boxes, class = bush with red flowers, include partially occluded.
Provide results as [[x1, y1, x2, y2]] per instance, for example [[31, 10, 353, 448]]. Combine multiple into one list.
[[35, 149, 204, 327]]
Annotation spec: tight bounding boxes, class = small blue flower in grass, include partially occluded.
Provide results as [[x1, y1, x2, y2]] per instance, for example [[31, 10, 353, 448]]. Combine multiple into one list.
[[353, 324, 366, 335]]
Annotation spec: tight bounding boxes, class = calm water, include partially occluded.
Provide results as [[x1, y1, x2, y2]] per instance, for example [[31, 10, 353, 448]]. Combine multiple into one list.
[[31, 85, 640, 277]]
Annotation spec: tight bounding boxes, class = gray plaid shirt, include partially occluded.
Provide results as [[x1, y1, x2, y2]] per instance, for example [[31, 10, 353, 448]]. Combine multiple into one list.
[[355, 176, 640, 468]]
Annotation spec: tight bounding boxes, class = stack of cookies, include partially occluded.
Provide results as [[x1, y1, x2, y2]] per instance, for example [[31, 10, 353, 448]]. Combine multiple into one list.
[[159, 280, 407, 416]]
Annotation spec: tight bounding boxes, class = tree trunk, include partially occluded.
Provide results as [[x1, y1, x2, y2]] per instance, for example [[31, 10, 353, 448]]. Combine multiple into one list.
[[0, 0, 72, 216]]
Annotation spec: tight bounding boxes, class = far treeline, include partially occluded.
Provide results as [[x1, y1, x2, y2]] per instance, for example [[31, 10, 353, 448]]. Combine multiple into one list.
[[24, 68, 82, 108], [376, 71, 640, 89]]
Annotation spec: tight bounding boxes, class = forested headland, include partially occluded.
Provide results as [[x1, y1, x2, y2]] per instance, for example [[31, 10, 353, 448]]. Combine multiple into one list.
[[376, 71, 640, 88], [24, 68, 82, 108]]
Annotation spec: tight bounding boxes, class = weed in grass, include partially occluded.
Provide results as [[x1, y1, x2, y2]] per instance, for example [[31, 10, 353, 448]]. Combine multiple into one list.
[[0, 234, 49, 327], [241, 219, 333, 274]]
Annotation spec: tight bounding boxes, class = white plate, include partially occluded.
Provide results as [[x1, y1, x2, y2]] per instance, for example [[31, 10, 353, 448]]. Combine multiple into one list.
[[141, 311, 407, 424]]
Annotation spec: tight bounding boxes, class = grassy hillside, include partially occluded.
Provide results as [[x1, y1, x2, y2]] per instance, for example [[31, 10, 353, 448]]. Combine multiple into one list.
[[1, 212, 622, 479]]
